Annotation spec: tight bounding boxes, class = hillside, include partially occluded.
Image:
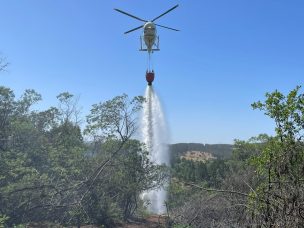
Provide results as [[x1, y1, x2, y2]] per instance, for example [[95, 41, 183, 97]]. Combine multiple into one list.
[[169, 143, 233, 164], [180, 151, 216, 162]]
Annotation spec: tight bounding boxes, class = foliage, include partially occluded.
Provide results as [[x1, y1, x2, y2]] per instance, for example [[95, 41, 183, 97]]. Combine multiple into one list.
[[0, 87, 164, 227], [249, 86, 304, 226], [171, 157, 229, 188], [0, 215, 9, 228], [3, 83, 303, 227], [168, 86, 304, 227], [232, 134, 269, 161], [168, 137, 262, 227], [85, 93, 144, 140]]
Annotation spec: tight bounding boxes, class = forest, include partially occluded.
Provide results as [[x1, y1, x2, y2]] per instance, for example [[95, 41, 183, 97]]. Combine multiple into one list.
[[0, 87, 167, 227], [1, 53, 304, 228], [1, 84, 303, 227], [167, 86, 304, 227]]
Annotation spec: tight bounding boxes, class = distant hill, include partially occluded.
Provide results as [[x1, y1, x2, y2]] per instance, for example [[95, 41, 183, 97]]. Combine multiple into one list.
[[180, 151, 216, 162], [169, 143, 233, 164]]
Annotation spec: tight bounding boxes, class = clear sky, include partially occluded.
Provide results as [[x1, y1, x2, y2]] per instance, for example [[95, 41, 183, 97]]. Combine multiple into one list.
[[0, 0, 303, 144]]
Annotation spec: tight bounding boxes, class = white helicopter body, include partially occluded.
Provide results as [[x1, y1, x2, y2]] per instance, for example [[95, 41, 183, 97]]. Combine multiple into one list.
[[115, 5, 179, 85]]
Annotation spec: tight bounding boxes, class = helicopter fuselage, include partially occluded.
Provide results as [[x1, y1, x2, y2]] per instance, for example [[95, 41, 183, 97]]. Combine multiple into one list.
[[143, 22, 157, 53]]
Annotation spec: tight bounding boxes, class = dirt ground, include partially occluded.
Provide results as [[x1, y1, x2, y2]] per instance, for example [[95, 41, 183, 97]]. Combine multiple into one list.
[[26, 215, 169, 228], [116, 215, 168, 228]]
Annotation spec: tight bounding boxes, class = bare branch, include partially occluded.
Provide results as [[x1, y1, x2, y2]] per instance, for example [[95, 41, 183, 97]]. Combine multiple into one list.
[[0, 56, 9, 72], [183, 182, 250, 198]]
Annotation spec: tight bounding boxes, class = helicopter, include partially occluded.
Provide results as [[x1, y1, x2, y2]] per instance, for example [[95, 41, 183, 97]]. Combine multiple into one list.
[[114, 5, 179, 85], [114, 4, 179, 53]]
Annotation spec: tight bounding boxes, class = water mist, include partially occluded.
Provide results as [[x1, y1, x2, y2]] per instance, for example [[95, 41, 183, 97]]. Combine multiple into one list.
[[141, 86, 170, 214]]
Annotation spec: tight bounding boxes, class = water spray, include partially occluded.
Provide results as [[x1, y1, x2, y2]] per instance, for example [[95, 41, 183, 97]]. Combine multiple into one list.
[[141, 86, 170, 214]]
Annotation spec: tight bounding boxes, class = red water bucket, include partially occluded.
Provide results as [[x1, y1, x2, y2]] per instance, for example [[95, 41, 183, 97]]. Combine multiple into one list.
[[146, 71, 155, 86]]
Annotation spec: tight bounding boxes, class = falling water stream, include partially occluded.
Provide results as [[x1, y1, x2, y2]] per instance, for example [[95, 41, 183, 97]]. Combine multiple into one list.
[[141, 86, 170, 214]]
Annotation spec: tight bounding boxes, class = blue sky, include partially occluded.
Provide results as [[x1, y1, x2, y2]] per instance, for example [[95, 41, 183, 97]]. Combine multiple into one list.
[[0, 0, 303, 144]]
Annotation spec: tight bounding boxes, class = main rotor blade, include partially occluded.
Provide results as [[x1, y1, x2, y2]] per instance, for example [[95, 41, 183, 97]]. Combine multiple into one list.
[[114, 8, 147, 22], [155, 23, 180, 31], [152, 4, 179, 22], [124, 25, 143, 34]]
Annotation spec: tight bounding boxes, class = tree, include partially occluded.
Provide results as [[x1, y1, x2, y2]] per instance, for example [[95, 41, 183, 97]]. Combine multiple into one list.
[[82, 94, 145, 199], [0, 89, 169, 227], [56, 92, 81, 125], [0, 88, 53, 225], [82, 94, 166, 223], [249, 86, 304, 226], [0, 89, 92, 225], [167, 86, 304, 227], [83, 139, 166, 224], [0, 87, 15, 151], [232, 134, 269, 161]]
